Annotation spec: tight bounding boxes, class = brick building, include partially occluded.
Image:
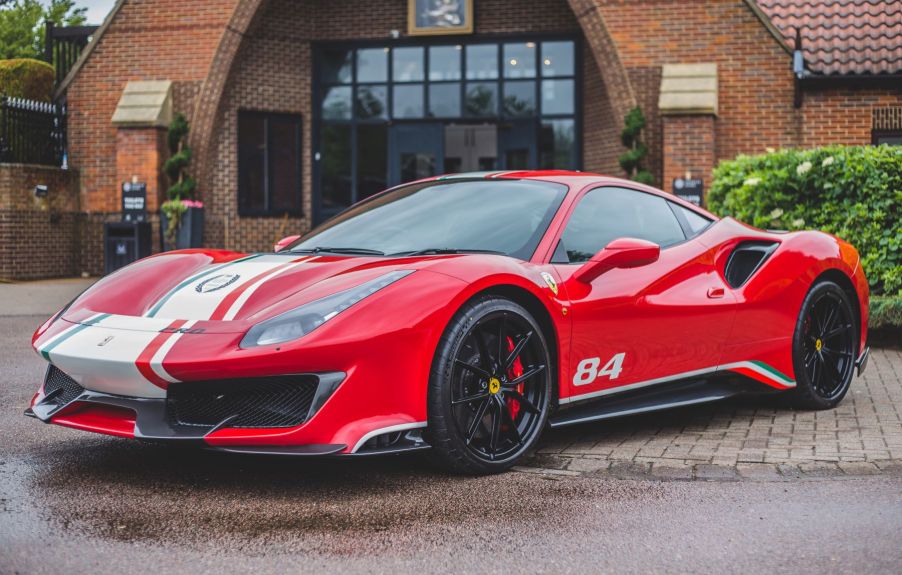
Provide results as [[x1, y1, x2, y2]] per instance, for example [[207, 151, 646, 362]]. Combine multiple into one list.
[[2, 0, 900, 278]]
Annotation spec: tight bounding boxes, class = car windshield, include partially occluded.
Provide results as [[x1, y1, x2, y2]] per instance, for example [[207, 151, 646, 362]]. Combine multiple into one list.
[[289, 179, 568, 260]]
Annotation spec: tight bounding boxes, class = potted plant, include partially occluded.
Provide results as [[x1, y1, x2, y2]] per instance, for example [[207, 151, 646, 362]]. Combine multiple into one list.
[[160, 113, 204, 250]]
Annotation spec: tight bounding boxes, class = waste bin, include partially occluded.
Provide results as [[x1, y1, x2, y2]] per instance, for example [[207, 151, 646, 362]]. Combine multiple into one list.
[[104, 221, 151, 275]]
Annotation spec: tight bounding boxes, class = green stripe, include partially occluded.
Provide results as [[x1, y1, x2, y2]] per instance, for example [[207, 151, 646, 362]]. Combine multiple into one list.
[[751, 361, 794, 384], [41, 313, 111, 361], [145, 254, 261, 317]]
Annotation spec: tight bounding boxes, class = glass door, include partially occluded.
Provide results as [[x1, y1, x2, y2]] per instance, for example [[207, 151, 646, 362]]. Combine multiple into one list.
[[389, 123, 444, 185]]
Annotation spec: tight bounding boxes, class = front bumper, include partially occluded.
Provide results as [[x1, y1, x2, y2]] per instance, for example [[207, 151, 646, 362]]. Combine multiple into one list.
[[26, 366, 429, 456]]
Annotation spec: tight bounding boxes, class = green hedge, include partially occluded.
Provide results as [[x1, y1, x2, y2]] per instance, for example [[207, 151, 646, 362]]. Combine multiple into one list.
[[0, 58, 54, 101], [870, 296, 902, 330], [708, 145, 902, 297]]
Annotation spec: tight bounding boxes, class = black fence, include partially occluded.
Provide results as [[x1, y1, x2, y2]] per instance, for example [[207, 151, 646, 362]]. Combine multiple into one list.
[[0, 97, 67, 166], [45, 22, 98, 88]]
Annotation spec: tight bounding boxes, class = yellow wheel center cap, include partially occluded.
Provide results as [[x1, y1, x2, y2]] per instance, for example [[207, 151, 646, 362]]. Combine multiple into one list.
[[488, 377, 501, 394], [815, 338, 823, 351]]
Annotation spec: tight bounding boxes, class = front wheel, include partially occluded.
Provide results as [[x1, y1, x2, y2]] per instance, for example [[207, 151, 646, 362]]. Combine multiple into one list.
[[427, 296, 552, 474], [790, 280, 858, 409]]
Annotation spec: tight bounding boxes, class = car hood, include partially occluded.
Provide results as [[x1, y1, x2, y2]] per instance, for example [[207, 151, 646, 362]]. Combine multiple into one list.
[[60, 250, 442, 334]]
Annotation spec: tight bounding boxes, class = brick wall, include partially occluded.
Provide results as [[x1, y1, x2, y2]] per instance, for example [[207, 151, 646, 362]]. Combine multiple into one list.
[[801, 86, 902, 147], [66, 0, 239, 214], [115, 127, 168, 213], [0, 164, 81, 280]]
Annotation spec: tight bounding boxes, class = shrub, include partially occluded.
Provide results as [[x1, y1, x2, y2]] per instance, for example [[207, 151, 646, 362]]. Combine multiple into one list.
[[0, 58, 54, 101], [870, 296, 902, 330], [708, 145, 902, 296]]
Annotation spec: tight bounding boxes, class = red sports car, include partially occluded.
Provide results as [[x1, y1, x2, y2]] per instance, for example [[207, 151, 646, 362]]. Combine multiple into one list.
[[28, 171, 870, 474]]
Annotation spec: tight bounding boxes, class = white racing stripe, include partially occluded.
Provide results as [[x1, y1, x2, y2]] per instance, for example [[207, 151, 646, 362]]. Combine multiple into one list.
[[146, 255, 292, 320], [220, 257, 315, 321]]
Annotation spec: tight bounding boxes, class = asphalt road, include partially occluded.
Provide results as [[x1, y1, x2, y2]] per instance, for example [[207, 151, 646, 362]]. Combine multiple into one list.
[[1, 281, 901, 574]]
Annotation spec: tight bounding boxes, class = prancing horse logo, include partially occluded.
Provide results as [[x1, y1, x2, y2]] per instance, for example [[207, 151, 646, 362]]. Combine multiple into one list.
[[196, 273, 241, 293]]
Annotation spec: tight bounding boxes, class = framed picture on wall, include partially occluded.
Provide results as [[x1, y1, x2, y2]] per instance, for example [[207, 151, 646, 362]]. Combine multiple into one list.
[[408, 0, 474, 36]]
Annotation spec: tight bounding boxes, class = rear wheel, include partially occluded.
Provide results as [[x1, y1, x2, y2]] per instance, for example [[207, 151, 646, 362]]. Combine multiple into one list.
[[427, 296, 551, 474], [790, 280, 857, 409]]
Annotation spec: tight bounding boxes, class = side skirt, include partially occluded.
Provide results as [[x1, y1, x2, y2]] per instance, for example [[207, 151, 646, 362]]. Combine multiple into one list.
[[548, 374, 775, 429]]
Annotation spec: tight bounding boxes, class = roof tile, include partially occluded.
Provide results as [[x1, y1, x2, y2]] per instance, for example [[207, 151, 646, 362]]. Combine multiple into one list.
[[755, 0, 902, 76]]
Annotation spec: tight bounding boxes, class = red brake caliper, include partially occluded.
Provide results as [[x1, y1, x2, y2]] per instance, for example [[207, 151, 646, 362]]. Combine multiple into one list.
[[505, 336, 524, 421]]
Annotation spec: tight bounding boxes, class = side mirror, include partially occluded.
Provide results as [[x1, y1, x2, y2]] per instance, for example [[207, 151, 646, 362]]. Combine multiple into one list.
[[273, 235, 300, 253], [573, 237, 660, 284]]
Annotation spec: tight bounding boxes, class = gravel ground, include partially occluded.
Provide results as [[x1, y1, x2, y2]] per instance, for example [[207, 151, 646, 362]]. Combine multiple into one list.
[[2, 280, 901, 574]]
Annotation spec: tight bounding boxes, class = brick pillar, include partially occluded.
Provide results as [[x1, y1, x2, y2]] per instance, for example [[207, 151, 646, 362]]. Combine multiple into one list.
[[115, 127, 168, 212], [662, 115, 716, 200], [658, 64, 718, 204]]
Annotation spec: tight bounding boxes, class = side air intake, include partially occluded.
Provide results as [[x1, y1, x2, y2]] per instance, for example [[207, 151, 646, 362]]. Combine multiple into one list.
[[724, 241, 778, 288]]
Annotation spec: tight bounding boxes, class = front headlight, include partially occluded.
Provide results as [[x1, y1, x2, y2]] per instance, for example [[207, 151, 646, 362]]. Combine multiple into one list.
[[240, 270, 414, 348]]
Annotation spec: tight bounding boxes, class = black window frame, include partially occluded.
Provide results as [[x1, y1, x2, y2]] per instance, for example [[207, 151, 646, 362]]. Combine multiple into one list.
[[667, 201, 713, 239], [551, 186, 690, 264], [312, 33, 582, 225], [237, 109, 303, 218]]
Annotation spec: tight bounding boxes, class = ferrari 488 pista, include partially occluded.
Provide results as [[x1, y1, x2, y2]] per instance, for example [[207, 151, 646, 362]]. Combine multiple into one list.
[[28, 171, 869, 473]]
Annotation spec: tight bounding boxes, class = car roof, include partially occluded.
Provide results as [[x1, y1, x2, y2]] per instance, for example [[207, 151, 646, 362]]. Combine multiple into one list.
[[429, 170, 718, 220]]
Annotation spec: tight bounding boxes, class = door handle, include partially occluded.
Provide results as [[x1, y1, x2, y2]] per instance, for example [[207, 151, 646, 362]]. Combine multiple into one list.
[[707, 287, 725, 299]]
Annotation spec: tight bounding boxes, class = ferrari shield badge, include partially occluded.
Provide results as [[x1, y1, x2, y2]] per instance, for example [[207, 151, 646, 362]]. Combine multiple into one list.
[[540, 272, 558, 296]]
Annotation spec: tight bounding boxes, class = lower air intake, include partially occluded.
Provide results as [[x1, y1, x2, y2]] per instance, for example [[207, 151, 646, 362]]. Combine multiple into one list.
[[166, 376, 319, 429], [43, 365, 85, 406]]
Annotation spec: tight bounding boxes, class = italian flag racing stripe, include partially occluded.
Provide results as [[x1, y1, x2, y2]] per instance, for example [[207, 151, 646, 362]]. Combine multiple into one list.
[[38, 313, 110, 361], [721, 360, 795, 389], [135, 319, 189, 389], [144, 253, 263, 318]]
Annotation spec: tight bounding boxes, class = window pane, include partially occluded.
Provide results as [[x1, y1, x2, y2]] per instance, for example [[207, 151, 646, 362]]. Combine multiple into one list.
[[541, 79, 574, 115], [465, 44, 498, 80], [357, 47, 388, 83], [357, 124, 387, 200], [429, 45, 462, 81], [393, 84, 424, 118], [502, 80, 535, 117], [503, 42, 537, 79], [238, 113, 266, 213], [321, 125, 352, 210], [558, 188, 686, 263], [356, 85, 387, 119], [464, 82, 497, 117], [429, 83, 461, 117], [321, 48, 352, 84], [541, 41, 574, 77], [393, 47, 424, 82], [322, 86, 352, 120], [269, 117, 301, 213], [539, 119, 575, 169], [674, 204, 712, 235]]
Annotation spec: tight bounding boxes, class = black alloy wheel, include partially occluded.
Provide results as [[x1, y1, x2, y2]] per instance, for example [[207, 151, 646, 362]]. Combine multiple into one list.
[[791, 280, 857, 409], [427, 296, 552, 474]]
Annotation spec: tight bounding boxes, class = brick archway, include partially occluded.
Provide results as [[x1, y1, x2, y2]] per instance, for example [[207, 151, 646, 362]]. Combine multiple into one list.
[[190, 0, 637, 193]]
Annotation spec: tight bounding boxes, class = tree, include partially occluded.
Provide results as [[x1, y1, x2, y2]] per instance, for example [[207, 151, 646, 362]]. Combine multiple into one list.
[[618, 106, 654, 186], [0, 0, 87, 60]]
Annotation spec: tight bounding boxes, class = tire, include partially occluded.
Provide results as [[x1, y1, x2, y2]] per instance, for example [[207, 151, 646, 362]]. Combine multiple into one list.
[[790, 280, 858, 410], [427, 296, 552, 474]]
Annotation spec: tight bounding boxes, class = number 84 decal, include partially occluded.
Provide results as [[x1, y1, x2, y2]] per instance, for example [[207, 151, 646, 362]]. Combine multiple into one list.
[[573, 353, 626, 386]]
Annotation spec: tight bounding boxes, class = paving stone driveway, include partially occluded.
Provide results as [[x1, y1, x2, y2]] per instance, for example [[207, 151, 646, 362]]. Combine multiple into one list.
[[520, 347, 902, 481]]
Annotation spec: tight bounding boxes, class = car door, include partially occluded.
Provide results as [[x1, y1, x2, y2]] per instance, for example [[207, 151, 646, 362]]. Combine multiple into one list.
[[551, 186, 737, 402]]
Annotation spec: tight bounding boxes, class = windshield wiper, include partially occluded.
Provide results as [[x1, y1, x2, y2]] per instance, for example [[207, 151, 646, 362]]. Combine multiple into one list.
[[391, 248, 507, 257], [291, 246, 385, 256]]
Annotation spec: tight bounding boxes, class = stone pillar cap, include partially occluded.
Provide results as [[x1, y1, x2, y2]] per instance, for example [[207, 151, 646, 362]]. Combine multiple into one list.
[[659, 64, 718, 116], [111, 80, 173, 128]]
